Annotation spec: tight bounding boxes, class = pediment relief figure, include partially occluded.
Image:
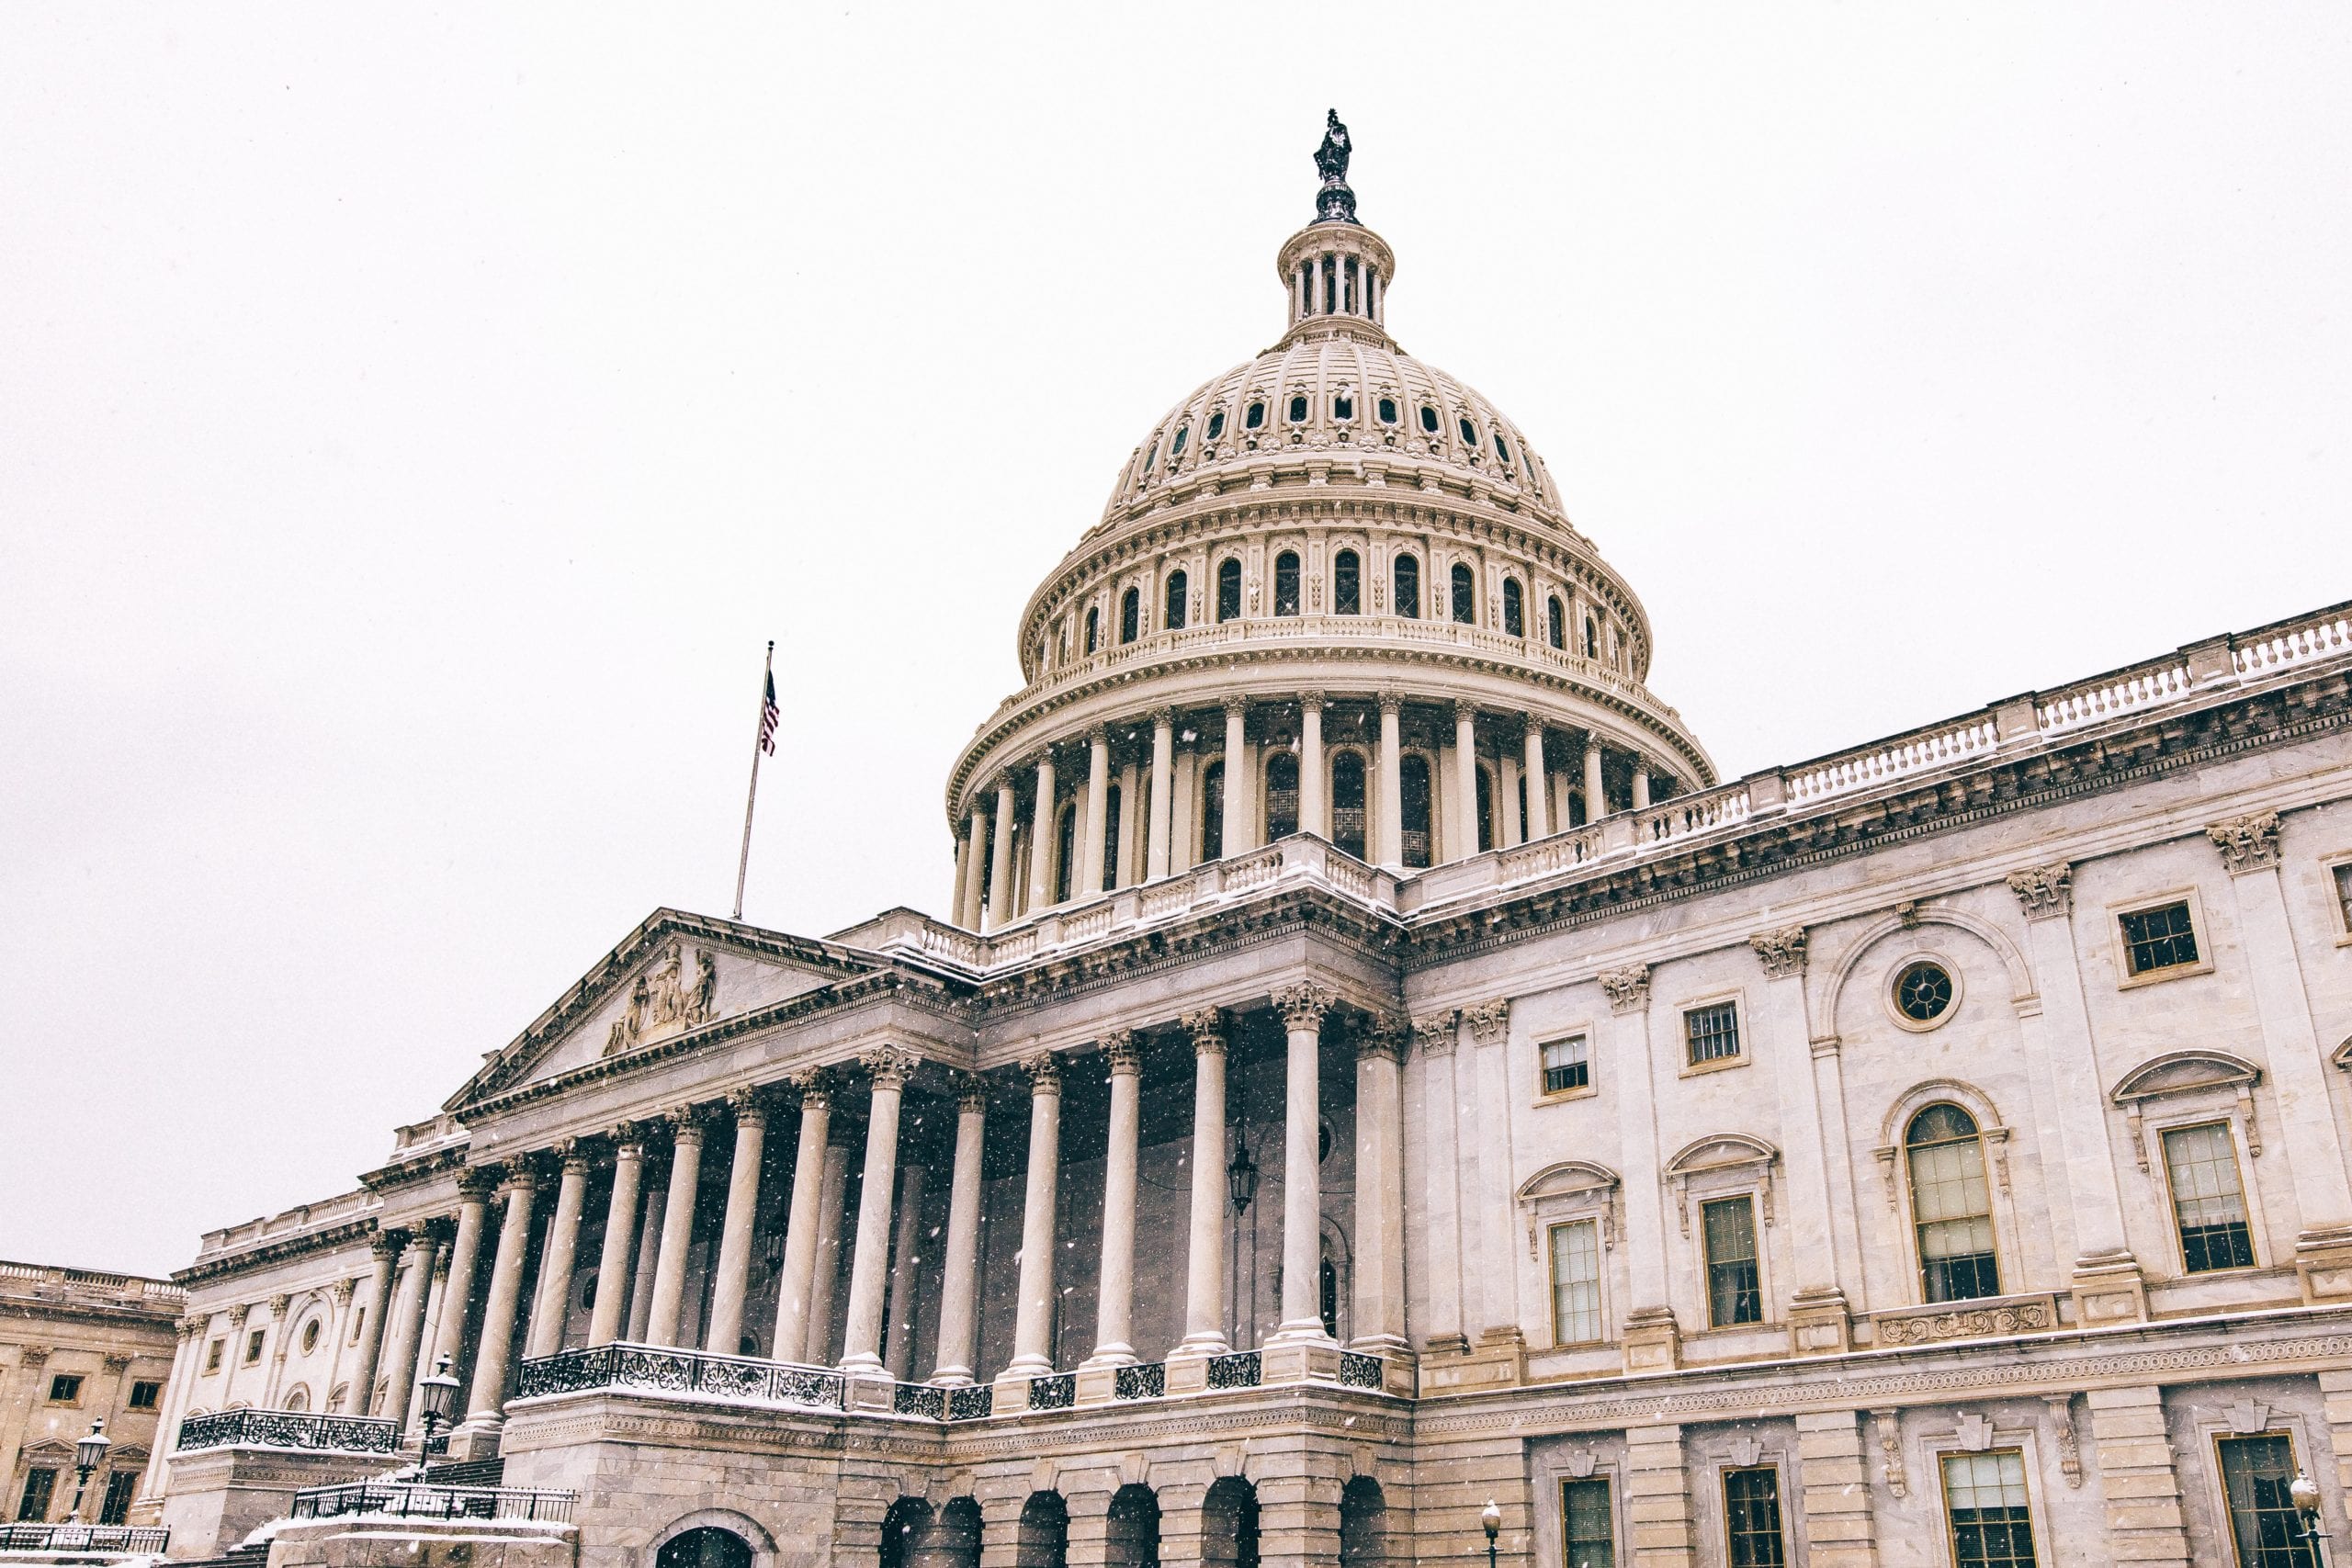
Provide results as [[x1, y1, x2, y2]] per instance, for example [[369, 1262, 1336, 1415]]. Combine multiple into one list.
[[605, 941, 721, 1056]]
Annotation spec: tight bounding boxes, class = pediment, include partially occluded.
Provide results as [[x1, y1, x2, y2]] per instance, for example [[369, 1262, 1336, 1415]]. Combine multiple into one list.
[[1664, 1133, 1778, 1178], [1518, 1160, 1622, 1201], [449, 909, 883, 1108], [2111, 1050, 2262, 1105]]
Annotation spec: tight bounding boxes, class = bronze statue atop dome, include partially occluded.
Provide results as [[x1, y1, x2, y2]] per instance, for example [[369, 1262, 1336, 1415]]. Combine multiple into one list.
[[1314, 108, 1356, 224]]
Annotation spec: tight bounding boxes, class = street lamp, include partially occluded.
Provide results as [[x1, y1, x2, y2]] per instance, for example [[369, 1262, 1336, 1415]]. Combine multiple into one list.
[[70, 1418, 109, 1522], [1227, 1134, 1260, 1215], [2290, 1469, 2329, 1564], [417, 1355, 462, 1461], [1481, 1500, 1500, 1568]]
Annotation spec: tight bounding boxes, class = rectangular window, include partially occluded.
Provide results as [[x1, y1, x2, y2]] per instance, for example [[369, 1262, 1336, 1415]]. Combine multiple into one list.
[[2335, 863, 2352, 936], [1560, 1477, 1614, 1568], [2217, 1433, 2320, 1568], [1723, 1467, 1787, 1568], [2164, 1122, 2257, 1272], [1548, 1220, 1602, 1344], [1541, 1034, 1590, 1096], [99, 1472, 138, 1527], [1941, 1450, 2039, 1568], [204, 1339, 224, 1372], [243, 1329, 265, 1365], [129, 1380, 163, 1410], [1685, 1001, 1741, 1066], [47, 1373, 84, 1404], [1702, 1196, 1763, 1326], [2120, 900, 2200, 977], [16, 1468, 56, 1523]]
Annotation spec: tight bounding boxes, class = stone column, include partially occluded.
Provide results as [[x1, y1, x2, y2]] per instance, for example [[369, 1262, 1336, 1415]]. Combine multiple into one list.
[[1272, 983, 1336, 1341], [1080, 729, 1112, 896], [648, 1107, 710, 1347], [1750, 927, 1850, 1352], [840, 1049, 914, 1374], [345, 1229, 404, 1427], [986, 776, 1019, 930], [1582, 734, 1605, 819], [1414, 1013, 1467, 1353], [376, 1225, 441, 1418], [959, 808, 989, 930], [1521, 721, 1550, 840], [215, 1305, 249, 1410], [1352, 1023, 1408, 1350], [1221, 704, 1249, 856], [1376, 694, 1404, 867], [1795, 1410, 1879, 1568], [1147, 712, 1176, 880], [135, 1318, 201, 1504], [429, 1169, 494, 1391], [587, 1123, 648, 1346], [706, 1089, 769, 1359], [1005, 1052, 1064, 1376], [1177, 1010, 1230, 1355], [626, 1166, 664, 1342], [773, 1074, 835, 1362], [1498, 752, 1521, 846], [1298, 693, 1326, 839], [1631, 760, 1651, 810], [1453, 705, 1480, 859], [458, 1162, 539, 1434], [806, 1131, 854, 1361], [526, 1144, 591, 1358], [1607, 965, 1680, 1371], [932, 1078, 989, 1383], [1027, 751, 1058, 908], [2086, 1386, 2190, 1565], [950, 831, 971, 931], [1085, 1032, 1145, 1368], [1624, 1424, 1696, 1568], [882, 1161, 928, 1379]]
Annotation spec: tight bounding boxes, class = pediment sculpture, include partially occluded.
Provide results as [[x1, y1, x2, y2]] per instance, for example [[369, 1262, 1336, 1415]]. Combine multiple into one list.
[[604, 940, 720, 1055]]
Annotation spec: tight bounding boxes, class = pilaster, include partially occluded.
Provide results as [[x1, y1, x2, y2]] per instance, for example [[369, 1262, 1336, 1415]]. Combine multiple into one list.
[[1623, 1424, 1696, 1567], [2084, 1385, 2191, 1566], [1794, 1410, 1878, 1568]]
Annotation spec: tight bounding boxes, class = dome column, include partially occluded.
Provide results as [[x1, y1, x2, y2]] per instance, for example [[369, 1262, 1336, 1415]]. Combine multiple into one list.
[[1453, 705, 1480, 859], [1632, 761, 1652, 811], [1376, 694, 1404, 868], [1080, 729, 1112, 897], [1271, 985, 1337, 1344], [1522, 721, 1552, 840], [1583, 733, 1607, 820], [959, 808, 988, 930], [1299, 694, 1326, 840], [1027, 750, 1057, 908], [1147, 712, 1176, 881], [985, 775, 1018, 929], [1004, 1054, 1064, 1377], [1221, 704, 1250, 858], [1175, 1010, 1230, 1356]]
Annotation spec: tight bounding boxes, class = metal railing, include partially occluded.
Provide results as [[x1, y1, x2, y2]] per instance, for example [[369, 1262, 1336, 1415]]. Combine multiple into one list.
[[1337, 1351, 1385, 1391], [514, 1343, 845, 1411], [892, 1381, 996, 1421], [1205, 1351, 1261, 1390], [1113, 1362, 1165, 1401], [946, 1383, 994, 1421], [0, 1523, 172, 1553], [176, 1407, 401, 1455], [1026, 1372, 1076, 1411], [289, 1482, 574, 1524]]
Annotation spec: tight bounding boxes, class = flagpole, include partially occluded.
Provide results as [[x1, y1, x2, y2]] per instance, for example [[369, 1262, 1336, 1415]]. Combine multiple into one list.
[[732, 640, 775, 920]]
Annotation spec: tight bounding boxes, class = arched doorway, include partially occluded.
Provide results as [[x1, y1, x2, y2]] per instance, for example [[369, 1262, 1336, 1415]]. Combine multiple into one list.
[[656, 1529, 752, 1568], [1017, 1493, 1069, 1568], [910, 1498, 981, 1568], [878, 1498, 932, 1568], [1202, 1478, 1260, 1568], [1106, 1485, 1160, 1568], [1340, 1478, 1386, 1568]]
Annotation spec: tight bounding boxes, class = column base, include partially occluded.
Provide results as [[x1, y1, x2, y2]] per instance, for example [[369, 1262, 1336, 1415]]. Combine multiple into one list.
[[925, 1369, 976, 1387], [1265, 1318, 1336, 1346], [441, 1420, 504, 1462], [1258, 1338, 1341, 1386], [2295, 1227, 2352, 1303], [1788, 1285, 1854, 1357], [842, 1370, 895, 1412], [1622, 1306, 1681, 1373], [2070, 1251, 2148, 1327]]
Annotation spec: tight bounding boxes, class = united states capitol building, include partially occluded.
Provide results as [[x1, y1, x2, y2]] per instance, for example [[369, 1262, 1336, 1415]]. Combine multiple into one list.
[[130, 122, 2352, 1568]]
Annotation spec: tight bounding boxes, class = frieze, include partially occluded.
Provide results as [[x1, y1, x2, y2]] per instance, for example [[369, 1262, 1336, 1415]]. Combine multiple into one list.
[[1871, 1294, 2060, 1347]]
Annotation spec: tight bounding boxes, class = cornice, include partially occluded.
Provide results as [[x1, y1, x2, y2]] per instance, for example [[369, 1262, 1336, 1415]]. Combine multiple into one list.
[[174, 1217, 377, 1289], [358, 1143, 468, 1194]]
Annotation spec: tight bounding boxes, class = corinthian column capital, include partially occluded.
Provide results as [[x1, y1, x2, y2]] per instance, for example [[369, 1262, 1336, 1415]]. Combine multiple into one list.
[[860, 1046, 919, 1090], [1748, 926, 1808, 979], [1599, 964, 1652, 1015], [1102, 1031, 1144, 1075], [1272, 982, 1337, 1031], [1412, 1010, 1459, 1056], [1182, 1008, 1227, 1055], [1022, 1051, 1063, 1093], [2207, 811, 2282, 874], [2007, 863, 2074, 920]]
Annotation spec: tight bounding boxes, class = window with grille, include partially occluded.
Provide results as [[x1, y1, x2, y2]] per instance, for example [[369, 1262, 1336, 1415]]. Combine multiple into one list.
[[2164, 1122, 2256, 1272], [1217, 558, 1242, 622], [1540, 1035, 1589, 1096], [1085, 606, 1100, 654], [17, 1469, 56, 1523], [1502, 578, 1524, 637], [1907, 1104, 2001, 1301], [129, 1380, 162, 1410], [1330, 752, 1367, 860], [1165, 570, 1188, 631], [1264, 753, 1299, 840], [1200, 763, 1225, 863], [1702, 1196, 1763, 1326], [1547, 595, 1566, 649], [48, 1374, 83, 1403], [99, 1472, 137, 1527], [1723, 1468, 1786, 1568], [1685, 1002, 1741, 1066], [1548, 1220, 1601, 1344], [2218, 1433, 2320, 1568], [2120, 900, 2199, 977], [1399, 755, 1432, 869], [1120, 587, 1140, 644], [1273, 552, 1301, 616], [1941, 1450, 2039, 1568], [1450, 563, 1476, 625], [1393, 556, 1420, 618], [1560, 1478, 1613, 1568], [1332, 550, 1361, 615]]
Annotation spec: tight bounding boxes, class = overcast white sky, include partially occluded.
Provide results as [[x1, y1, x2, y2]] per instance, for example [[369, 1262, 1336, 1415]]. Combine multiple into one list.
[[4, 6, 2347, 1275]]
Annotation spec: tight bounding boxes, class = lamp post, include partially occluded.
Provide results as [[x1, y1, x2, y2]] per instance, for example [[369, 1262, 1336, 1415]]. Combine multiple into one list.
[[416, 1354, 461, 1464], [69, 1418, 109, 1522], [2290, 1469, 2330, 1564], [1481, 1500, 1500, 1568]]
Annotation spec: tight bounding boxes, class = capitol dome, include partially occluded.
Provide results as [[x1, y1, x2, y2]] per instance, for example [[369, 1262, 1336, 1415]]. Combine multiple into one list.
[[944, 119, 1714, 932]]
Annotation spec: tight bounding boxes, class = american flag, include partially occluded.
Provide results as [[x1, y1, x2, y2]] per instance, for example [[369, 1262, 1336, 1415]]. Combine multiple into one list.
[[758, 669, 780, 755]]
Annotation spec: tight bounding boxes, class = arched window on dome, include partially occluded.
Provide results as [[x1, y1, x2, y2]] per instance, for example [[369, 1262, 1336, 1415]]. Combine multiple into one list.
[[1216, 558, 1242, 622], [1101, 783, 1124, 892], [1246, 400, 1266, 431], [1583, 615, 1599, 660], [1906, 1104, 2000, 1303], [1171, 424, 1189, 456], [1264, 752, 1299, 840], [1165, 570, 1189, 631], [1419, 404, 1440, 434], [1393, 556, 1420, 619], [1273, 552, 1301, 617], [1207, 409, 1226, 441], [1475, 764, 1495, 852], [1450, 563, 1476, 626], [1546, 594, 1566, 650], [1200, 761, 1225, 863], [1287, 394, 1309, 423], [1332, 550, 1361, 615], [1119, 587, 1140, 645], [1495, 430, 1513, 466], [1333, 394, 1354, 422], [1054, 802, 1076, 904], [1502, 578, 1525, 637], [1330, 750, 1367, 859], [1399, 754, 1432, 868], [1376, 396, 1397, 424]]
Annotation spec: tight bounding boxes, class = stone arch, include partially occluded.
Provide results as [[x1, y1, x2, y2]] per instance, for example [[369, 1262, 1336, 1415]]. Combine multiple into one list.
[[1876, 1078, 2011, 1155], [1016, 1492, 1069, 1568], [280, 1382, 311, 1412], [910, 1499, 980, 1568], [1821, 909, 2036, 1029], [1202, 1476, 1260, 1568], [879, 1496, 933, 1568], [649, 1515, 769, 1568], [1339, 1477, 1387, 1568], [1106, 1483, 1160, 1568]]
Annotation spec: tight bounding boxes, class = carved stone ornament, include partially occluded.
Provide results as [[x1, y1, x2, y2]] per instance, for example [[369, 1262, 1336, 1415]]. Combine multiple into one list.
[[2226, 1397, 2272, 1436], [1748, 926, 1808, 979], [1182, 1008, 1227, 1055], [1599, 964, 1652, 1015], [609, 1120, 646, 1152], [456, 1166, 501, 1201], [728, 1085, 768, 1126], [1728, 1436, 1762, 1469], [1102, 1032, 1144, 1076], [2045, 1395, 2083, 1487], [1356, 1014, 1409, 1064], [666, 1102, 716, 1142], [268, 1292, 291, 1316], [329, 1280, 355, 1308], [1023, 1051, 1063, 1092], [2007, 863, 2074, 920], [1463, 1000, 1510, 1045], [951, 1073, 989, 1115], [1872, 1409, 1906, 1498], [787, 1068, 833, 1111], [1565, 1447, 1598, 1480], [603, 940, 722, 1057], [1873, 1294, 2057, 1347], [554, 1137, 593, 1174], [1272, 982, 1338, 1030], [860, 1047, 918, 1090], [1955, 1412, 1994, 1453], [369, 1229, 408, 1260], [2207, 811, 2282, 875], [1413, 1010, 1460, 1056], [227, 1303, 249, 1327]]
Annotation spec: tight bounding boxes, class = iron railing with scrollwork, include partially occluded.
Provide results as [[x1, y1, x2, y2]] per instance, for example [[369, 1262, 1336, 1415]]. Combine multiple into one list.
[[290, 1482, 574, 1523], [513, 1343, 845, 1411], [1205, 1351, 1261, 1390], [946, 1383, 994, 1421], [0, 1524, 171, 1553], [175, 1407, 401, 1454], [1026, 1372, 1076, 1411], [893, 1382, 945, 1419], [1337, 1351, 1384, 1390], [1113, 1362, 1165, 1401]]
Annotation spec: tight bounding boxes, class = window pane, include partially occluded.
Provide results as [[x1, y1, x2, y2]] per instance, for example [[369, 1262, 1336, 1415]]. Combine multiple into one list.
[[1541, 1035, 1590, 1096], [17, 1469, 56, 1523], [1685, 1003, 1740, 1065], [1549, 1221, 1601, 1344], [2120, 901, 2199, 975], [2335, 864, 2352, 935], [1907, 1120, 2000, 1302], [1941, 1451, 2038, 1568], [2164, 1122, 2256, 1272], [1393, 557, 1420, 619], [100, 1472, 138, 1527], [1723, 1468, 1786, 1568], [1703, 1198, 1762, 1326], [1560, 1478, 1614, 1568], [2218, 1434, 2320, 1568]]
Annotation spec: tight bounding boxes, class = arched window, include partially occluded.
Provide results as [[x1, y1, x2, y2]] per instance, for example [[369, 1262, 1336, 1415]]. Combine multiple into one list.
[[1171, 425, 1188, 456], [1419, 404, 1440, 434], [1165, 570, 1189, 631], [282, 1384, 310, 1412], [1583, 615, 1599, 660], [1475, 765, 1495, 852], [1245, 400, 1265, 431], [1016, 1494, 1069, 1568], [1287, 394, 1309, 423], [1054, 803, 1076, 904], [1120, 587, 1140, 645], [1546, 595, 1566, 650], [1502, 578, 1524, 637], [1216, 558, 1242, 622], [1333, 550, 1361, 615], [1332, 394, 1354, 421], [1458, 416, 1477, 447], [1100, 784, 1124, 892], [658, 1530, 753, 1568], [1264, 752, 1299, 840], [1200, 761, 1225, 862], [1906, 1104, 2000, 1303], [1393, 556, 1420, 618], [880, 1499, 930, 1568], [1450, 563, 1476, 625], [1331, 751, 1367, 859], [1399, 754, 1432, 868], [1203, 1479, 1260, 1568], [1339, 1479, 1386, 1568], [1106, 1486, 1160, 1568], [1207, 410, 1226, 441], [1376, 397, 1397, 424], [1273, 551, 1301, 616], [1085, 606, 1100, 655], [1494, 430, 1513, 466]]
